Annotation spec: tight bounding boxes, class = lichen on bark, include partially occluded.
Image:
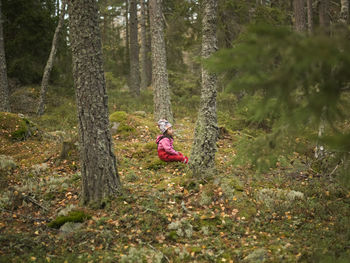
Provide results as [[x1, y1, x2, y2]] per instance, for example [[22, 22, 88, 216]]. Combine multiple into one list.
[[190, 0, 218, 178]]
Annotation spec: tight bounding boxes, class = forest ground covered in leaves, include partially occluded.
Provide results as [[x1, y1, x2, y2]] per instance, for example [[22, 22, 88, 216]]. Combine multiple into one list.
[[1, 85, 350, 263]]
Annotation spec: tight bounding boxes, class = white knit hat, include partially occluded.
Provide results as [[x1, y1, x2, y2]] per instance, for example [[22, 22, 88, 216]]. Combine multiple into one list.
[[157, 119, 172, 133]]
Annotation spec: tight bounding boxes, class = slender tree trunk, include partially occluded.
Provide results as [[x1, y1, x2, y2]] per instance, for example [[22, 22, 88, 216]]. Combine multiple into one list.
[[319, 0, 330, 32], [293, 0, 307, 32], [340, 0, 349, 23], [140, 0, 149, 90], [307, 0, 313, 33], [68, 0, 121, 207], [149, 0, 173, 122], [129, 0, 140, 95], [37, 0, 66, 116], [190, 0, 218, 178], [57, 0, 60, 16], [125, 0, 130, 73], [145, 0, 152, 86], [0, 0, 10, 112]]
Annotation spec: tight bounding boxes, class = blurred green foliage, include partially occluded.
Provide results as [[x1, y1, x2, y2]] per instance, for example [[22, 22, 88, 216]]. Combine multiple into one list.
[[207, 24, 350, 174]]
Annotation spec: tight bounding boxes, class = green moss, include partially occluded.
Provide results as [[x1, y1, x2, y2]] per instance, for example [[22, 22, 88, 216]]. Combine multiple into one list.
[[167, 230, 178, 241], [0, 112, 38, 140], [109, 111, 138, 136], [109, 111, 128, 122], [145, 158, 166, 170], [47, 210, 91, 229]]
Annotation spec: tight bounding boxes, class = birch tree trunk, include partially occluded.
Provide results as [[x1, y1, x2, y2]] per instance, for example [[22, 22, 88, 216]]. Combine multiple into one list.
[[149, 0, 173, 122], [0, 0, 10, 112], [293, 0, 307, 32], [129, 0, 140, 96], [190, 0, 218, 178], [37, 0, 66, 116], [307, 0, 313, 33], [68, 0, 121, 207], [340, 0, 349, 23], [140, 0, 151, 90]]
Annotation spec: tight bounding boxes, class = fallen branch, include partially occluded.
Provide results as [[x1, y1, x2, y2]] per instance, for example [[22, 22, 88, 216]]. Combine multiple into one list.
[[23, 195, 49, 212], [147, 243, 170, 263]]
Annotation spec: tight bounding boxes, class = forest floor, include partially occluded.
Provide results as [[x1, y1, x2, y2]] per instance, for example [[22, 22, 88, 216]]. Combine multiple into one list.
[[1, 111, 350, 263]]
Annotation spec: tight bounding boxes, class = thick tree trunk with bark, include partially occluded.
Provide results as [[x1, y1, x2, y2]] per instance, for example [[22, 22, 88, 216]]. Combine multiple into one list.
[[307, 0, 313, 33], [68, 0, 121, 207], [149, 0, 173, 122], [129, 0, 140, 96], [140, 0, 152, 90], [190, 0, 218, 178], [340, 0, 349, 23], [293, 0, 307, 32], [0, 0, 10, 112], [37, 0, 66, 116]]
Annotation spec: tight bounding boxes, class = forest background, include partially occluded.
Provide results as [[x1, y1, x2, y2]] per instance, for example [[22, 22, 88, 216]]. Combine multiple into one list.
[[0, 0, 350, 262]]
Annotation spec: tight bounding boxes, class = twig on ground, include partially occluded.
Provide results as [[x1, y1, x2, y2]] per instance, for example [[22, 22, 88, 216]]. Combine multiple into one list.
[[329, 163, 340, 176], [147, 243, 170, 263], [23, 195, 49, 212]]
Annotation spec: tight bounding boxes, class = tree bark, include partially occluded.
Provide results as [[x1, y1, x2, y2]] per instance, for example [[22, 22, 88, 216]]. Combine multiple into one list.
[[307, 0, 313, 33], [319, 0, 330, 32], [293, 0, 307, 32], [149, 0, 173, 122], [190, 0, 218, 178], [340, 0, 349, 23], [129, 0, 140, 96], [140, 0, 152, 90], [37, 0, 66, 116], [0, 0, 10, 112], [125, 0, 130, 71], [145, 0, 152, 87], [68, 0, 121, 207]]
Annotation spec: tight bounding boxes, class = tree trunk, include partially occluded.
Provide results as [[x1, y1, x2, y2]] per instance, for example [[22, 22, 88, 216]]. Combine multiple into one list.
[[68, 0, 121, 207], [129, 0, 140, 96], [145, 0, 152, 87], [340, 0, 349, 23], [190, 0, 218, 178], [149, 0, 173, 122], [125, 0, 130, 72], [37, 0, 66, 116], [307, 0, 313, 33], [293, 0, 307, 32], [140, 0, 151, 90], [0, 0, 10, 112], [319, 0, 330, 32]]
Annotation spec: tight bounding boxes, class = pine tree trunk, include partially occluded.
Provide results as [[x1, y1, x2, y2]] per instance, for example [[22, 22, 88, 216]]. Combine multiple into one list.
[[319, 0, 330, 32], [68, 0, 121, 207], [0, 0, 10, 112], [340, 0, 349, 23], [307, 0, 313, 33], [149, 0, 173, 122], [293, 0, 307, 32], [125, 0, 130, 72], [140, 0, 150, 90], [190, 0, 218, 178], [129, 0, 140, 96], [145, 1, 152, 86], [37, 0, 66, 116]]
